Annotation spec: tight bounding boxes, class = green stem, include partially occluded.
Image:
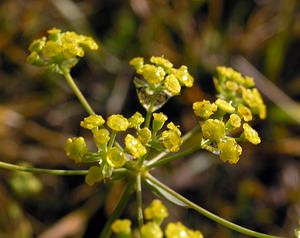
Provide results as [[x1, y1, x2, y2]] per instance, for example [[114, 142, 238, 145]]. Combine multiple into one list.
[[108, 130, 117, 149], [0, 161, 88, 175], [99, 181, 134, 238], [144, 145, 201, 170], [144, 108, 153, 128], [145, 174, 286, 238], [181, 124, 200, 142], [0, 161, 128, 180], [62, 69, 95, 115], [136, 173, 144, 229]]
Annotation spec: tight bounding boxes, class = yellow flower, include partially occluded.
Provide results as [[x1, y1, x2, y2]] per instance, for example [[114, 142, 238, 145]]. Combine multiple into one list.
[[243, 123, 261, 145], [128, 112, 145, 129], [161, 123, 182, 152], [150, 56, 173, 69], [201, 119, 225, 142], [225, 81, 238, 91], [193, 100, 217, 119], [144, 199, 169, 222], [218, 138, 242, 164], [106, 147, 126, 168], [111, 219, 131, 234], [28, 37, 46, 52], [242, 88, 266, 119], [187, 230, 204, 238], [141, 222, 163, 238], [138, 127, 152, 145], [80, 115, 105, 130], [244, 76, 255, 88], [152, 112, 168, 132], [215, 99, 235, 113], [85, 166, 102, 186], [173, 65, 194, 87], [65, 137, 88, 163], [238, 105, 252, 122], [228, 114, 241, 128], [164, 74, 181, 95], [93, 128, 110, 146], [129, 57, 144, 70], [125, 134, 147, 158], [167, 122, 181, 136], [107, 114, 129, 131], [165, 222, 189, 238], [138, 64, 166, 84]]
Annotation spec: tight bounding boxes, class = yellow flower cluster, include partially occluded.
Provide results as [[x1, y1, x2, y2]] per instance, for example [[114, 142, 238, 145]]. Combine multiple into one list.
[[65, 109, 183, 185], [27, 28, 98, 73], [215, 67, 266, 120], [130, 56, 194, 111], [111, 199, 203, 238], [193, 67, 266, 164]]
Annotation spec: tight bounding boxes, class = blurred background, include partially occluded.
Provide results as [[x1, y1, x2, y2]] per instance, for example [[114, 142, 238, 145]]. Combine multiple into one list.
[[0, 0, 300, 237]]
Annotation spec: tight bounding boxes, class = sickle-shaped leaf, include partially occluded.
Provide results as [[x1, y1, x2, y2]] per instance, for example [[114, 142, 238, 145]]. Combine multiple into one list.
[[145, 178, 187, 207]]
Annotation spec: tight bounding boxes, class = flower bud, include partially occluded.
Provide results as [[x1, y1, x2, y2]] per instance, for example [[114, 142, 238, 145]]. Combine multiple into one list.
[[173, 65, 194, 87], [128, 112, 145, 129], [193, 100, 217, 119], [65, 137, 88, 163], [228, 114, 241, 128], [161, 123, 182, 152], [85, 166, 102, 186], [165, 222, 189, 238], [238, 105, 252, 122], [94, 128, 110, 146], [107, 114, 129, 131], [141, 222, 163, 238], [125, 134, 147, 158], [106, 147, 126, 168], [80, 115, 105, 130], [138, 127, 152, 145], [164, 74, 181, 95], [218, 138, 242, 164], [152, 112, 168, 132], [138, 64, 166, 84], [215, 99, 235, 113], [201, 119, 225, 142], [242, 123, 261, 145], [144, 199, 168, 223], [111, 219, 131, 236], [150, 56, 173, 69], [129, 57, 144, 70]]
